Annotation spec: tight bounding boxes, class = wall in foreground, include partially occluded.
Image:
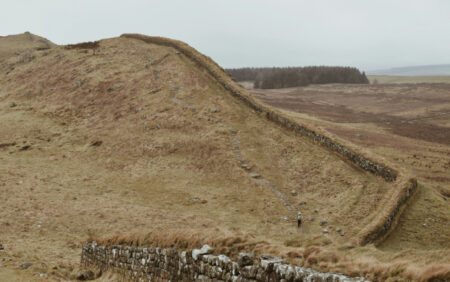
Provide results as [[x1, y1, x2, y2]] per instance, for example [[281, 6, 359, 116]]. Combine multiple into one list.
[[81, 242, 366, 281], [119, 34, 417, 246]]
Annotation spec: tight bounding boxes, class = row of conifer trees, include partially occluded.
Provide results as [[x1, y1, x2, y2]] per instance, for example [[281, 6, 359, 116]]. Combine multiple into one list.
[[226, 66, 369, 89]]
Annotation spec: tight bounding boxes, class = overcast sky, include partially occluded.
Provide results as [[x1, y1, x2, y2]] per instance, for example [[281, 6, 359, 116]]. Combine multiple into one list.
[[2, 0, 450, 71]]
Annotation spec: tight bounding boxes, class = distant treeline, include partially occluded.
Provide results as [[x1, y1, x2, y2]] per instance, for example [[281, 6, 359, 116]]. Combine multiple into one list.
[[226, 67, 369, 89]]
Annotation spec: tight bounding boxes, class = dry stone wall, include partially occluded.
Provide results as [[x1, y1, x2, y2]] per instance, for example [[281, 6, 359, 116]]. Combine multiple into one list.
[[120, 33, 396, 182], [81, 242, 367, 281], [119, 34, 418, 245], [359, 179, 418, 245]]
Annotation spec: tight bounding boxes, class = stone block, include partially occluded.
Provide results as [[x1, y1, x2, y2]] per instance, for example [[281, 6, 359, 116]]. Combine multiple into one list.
[[237, 253, 254, 267]]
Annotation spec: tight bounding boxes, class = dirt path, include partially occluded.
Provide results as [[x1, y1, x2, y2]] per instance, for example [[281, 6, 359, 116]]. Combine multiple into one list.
[[165, 76, 298, 218]]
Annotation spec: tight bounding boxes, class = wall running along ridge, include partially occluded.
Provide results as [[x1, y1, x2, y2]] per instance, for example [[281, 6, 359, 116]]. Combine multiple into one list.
[[81, 242, 367, 281], [118, 34, 418, 245], [120, 34, 396, 181]]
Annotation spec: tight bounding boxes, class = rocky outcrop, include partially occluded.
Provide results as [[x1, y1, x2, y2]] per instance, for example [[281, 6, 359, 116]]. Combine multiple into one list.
[[81, 242, 367, 281]]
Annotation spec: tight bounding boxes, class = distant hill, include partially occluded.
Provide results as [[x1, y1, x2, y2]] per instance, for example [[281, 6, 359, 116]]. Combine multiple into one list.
[[0, 32, 56, 61], [368, 64, 450, 76], [367, 75, 450, 84]]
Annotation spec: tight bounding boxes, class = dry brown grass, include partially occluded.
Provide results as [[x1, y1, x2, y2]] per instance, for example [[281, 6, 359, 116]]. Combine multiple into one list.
[[0, 32, 55, 61], [357, 178, 418, 245], [250, 83, 450, 245], [121, 34, 422, 249], [93, 229, 450, 281], [436, 187, 450, 198], [247, 83, 450, 280], [368, 75, 450, 84], [92, 229, 272, 259], [121, 34, 403, 182], [0, 36, 385, 279], [0, 35, 447, 281], [410, 264, 450, 281]]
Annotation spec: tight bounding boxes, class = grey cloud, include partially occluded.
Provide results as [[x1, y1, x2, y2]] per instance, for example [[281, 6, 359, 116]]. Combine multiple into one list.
[[1, 0, 449, 71]]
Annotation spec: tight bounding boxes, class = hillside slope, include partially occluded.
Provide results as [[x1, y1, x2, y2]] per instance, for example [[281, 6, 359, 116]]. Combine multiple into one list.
[[0, 32, 55, 62], [0, 35, 447, 280]]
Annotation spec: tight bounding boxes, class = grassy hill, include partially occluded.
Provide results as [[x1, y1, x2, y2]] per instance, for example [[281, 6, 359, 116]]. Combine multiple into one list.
[[0, 35, 448, 280], [0, 32, 55, 62]]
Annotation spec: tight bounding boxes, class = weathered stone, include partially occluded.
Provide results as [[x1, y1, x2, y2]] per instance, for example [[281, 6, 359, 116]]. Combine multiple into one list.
[[260, 254, 283, 269], [192, 245, 213, 261], [240, 164, 251, 170], [90, 141, 102, 147], [241, 265, 258, 279], [218, 254, 231, 267], [290, 190, 297, 196], [20, 262, 32, 269], [237, 253, 254, 267], [320, 219, 327, 226], [285, 265, 295, 280]]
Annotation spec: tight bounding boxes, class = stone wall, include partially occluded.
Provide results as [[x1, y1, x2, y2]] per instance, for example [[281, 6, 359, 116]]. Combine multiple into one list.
[[120, 33, 397, 182], [81, 242, 367, 281], [118, 34, 418, 245], [359, 178, 418, 245]]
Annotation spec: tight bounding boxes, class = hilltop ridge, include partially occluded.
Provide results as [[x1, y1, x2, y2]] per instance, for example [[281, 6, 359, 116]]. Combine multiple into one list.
[[0, 32, 55, 61]]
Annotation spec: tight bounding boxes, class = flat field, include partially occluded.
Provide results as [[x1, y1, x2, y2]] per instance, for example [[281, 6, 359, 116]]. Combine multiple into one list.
[[250, 83, 450, 251], [367, 75, 450, 84]]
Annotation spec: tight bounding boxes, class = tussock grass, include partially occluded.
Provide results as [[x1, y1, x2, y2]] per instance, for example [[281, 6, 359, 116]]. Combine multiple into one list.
[[437, 187, 450, 198], [94, 230, 450, 280], [91, 229, 271, 259], [0, 34, 446, 280], [121, 33, 418, 246], [0, 32, 55, 61]]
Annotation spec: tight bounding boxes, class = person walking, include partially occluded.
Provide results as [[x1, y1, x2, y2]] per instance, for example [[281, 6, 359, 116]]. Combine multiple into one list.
[[297, 212, 302, 229]]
